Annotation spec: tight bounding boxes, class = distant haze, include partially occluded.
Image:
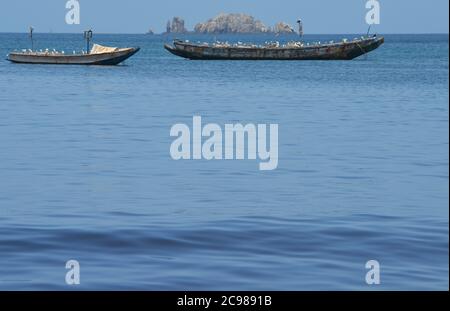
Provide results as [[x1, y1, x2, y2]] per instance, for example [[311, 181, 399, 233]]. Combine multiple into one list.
[[0, 0, 448, 34]]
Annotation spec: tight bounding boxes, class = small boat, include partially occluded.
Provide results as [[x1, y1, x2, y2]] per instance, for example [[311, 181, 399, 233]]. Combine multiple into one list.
[[7, 44, 140, 65], [165, 35, 384, 60]]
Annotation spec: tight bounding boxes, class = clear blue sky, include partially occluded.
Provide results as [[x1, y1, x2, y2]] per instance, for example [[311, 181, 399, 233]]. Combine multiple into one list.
[[0, 0, 448, 34]]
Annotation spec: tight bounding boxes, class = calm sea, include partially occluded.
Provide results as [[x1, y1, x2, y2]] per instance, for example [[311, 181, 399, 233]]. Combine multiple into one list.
[[0, 33, 448, 290]]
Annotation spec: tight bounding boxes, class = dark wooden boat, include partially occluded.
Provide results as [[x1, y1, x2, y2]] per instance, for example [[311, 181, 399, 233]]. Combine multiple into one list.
[[7, 44, 140, 65], [165, 36, 384, 60]]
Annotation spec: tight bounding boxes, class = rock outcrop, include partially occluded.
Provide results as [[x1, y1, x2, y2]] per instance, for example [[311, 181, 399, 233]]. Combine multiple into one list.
[[273, 22, 295, 34], [194, 13, 269, 34], [166, 17, 187, 34]]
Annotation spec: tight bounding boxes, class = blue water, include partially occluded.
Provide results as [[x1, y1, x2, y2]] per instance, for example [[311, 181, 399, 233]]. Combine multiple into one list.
[[0, 33, 448, 290]]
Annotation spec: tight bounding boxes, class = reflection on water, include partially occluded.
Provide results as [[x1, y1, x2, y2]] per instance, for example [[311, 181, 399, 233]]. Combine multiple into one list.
[[0, 34, 448, 290]]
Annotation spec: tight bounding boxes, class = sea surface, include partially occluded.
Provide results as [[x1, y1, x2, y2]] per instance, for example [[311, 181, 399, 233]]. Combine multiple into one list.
[[0, 33, 448, 290]]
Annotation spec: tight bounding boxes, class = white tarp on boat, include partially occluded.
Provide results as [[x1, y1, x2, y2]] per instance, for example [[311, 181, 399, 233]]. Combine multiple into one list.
[[90, 44, 119, 54]]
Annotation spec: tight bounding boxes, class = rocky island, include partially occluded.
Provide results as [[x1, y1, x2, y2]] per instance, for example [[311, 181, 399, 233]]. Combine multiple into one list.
[[159, 13, 298, 35], [194, 13, 297, 34], [194, 13, 269, 34]]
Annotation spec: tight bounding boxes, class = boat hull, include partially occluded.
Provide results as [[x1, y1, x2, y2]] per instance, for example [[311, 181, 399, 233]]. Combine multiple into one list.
[[165, 37, 384, 60], [7, 47, 140, 65]]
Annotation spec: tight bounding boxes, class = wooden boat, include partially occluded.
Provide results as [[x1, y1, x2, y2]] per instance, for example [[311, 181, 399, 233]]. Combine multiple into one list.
[[7, 44, 140, 65], [165, 36, 384, 60]]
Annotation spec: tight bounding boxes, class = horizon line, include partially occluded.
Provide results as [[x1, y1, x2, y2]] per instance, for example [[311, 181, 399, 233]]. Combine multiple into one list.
[[0, 31, 449, 35]]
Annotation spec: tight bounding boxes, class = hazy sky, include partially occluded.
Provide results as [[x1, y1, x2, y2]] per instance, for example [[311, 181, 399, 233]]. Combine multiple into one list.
[[0, 0, 448, 34]]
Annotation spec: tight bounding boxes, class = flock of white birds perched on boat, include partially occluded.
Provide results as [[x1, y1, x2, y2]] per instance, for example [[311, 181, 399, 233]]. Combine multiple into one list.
[[184, 36, 375, 49], [14, 49, 92, 56]]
